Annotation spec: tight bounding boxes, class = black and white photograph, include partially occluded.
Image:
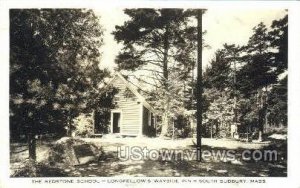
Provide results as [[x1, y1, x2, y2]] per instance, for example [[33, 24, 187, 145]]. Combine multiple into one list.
[[1, 1, 300, 187]]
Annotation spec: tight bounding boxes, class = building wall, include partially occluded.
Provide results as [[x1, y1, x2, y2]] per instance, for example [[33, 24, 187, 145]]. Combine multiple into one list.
[[112, 76, 141, 135]]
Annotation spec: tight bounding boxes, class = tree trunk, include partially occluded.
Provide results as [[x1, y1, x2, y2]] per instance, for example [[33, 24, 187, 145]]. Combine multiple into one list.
[[162, 25, 170, 82], [159, 25, 171, 138], [172, 120, 175, 140], [67, 111, 73, 137], [258, 108, 264, 142], [160, 113, 170, 137], [216, 122, 219, 138], [263, 87, 269, 137], [247, 126, 250, 142], [211, 123, 213, 139], [258, 130, 263, 142], [28, 132, 36, 161], [258, 88, 268, 142]]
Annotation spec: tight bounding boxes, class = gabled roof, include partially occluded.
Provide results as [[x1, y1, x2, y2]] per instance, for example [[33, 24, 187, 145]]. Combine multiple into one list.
[[108, 72, 157, 115]]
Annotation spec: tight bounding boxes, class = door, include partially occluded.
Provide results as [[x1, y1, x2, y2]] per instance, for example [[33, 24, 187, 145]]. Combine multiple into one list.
[[112, 112, 121, 133]]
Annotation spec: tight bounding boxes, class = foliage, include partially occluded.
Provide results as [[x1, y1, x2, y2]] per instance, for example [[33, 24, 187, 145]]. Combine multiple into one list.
[[73, 113, 94, 137], [236, 17, 288, 137], [203, 88, 236, 138], [94, 87, 117, 134], [204, 48, 234, 90], [202, 14, 288, 138], [269, 15, 288, 75], [267, 76, 287, 127], [202, 44, 241, 138], [237, 23, 277, 96], [10, 9, 114, 159], [113, 9, 203, 136]]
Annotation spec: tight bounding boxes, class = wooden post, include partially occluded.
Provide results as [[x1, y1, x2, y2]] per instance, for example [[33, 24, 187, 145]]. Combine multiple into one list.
[[196, 9, 203, 162]]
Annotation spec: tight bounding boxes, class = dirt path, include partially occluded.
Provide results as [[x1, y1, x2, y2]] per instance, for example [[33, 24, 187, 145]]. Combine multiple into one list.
[[10, 137, 287, 177], [72, 137, 286, 177], [82, 137, 271, 152]]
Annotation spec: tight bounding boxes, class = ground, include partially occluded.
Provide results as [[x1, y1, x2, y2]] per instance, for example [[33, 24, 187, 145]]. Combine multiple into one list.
[[10, 136, 287, 177]]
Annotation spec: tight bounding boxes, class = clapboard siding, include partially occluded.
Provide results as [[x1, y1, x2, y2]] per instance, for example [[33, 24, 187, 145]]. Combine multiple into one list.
[[112, 76, 141, 135]]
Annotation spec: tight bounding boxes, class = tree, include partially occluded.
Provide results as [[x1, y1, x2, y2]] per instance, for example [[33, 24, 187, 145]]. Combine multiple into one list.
[[235, 15, 287, 140], [203, 49, 232, 90], [203, 88, 235, 138], [267, 76, 287, 128], [113, 9, 199, 137], [269, 14, 288, 75], [201, 14, 287, 141], [267, 14, 288, 128], [236, 22, 278, 141], [10, 9, 111, 160], [237, 23, 277, 95], [203, 44, 242, 138]]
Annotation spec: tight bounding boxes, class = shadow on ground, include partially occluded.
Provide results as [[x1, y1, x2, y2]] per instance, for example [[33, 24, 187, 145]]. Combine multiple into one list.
[[71, 139, 287, 177], [11, 138, 287, 177]]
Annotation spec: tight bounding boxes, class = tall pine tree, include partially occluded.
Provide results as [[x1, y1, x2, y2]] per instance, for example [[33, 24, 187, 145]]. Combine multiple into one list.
[[113, 9, 198, 137]]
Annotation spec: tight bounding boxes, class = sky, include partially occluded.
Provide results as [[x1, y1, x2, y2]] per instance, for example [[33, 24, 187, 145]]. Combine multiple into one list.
[[94, 9, 286, 71]]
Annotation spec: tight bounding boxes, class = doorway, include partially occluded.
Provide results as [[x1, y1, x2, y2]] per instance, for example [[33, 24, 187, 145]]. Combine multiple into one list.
[[112, 112, 121, 133]]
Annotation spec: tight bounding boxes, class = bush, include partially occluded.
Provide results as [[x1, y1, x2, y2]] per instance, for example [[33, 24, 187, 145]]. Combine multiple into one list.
[[73, 113, 94, 137]]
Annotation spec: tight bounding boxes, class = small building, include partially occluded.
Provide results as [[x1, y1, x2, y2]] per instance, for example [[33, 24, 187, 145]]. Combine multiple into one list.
[[108, 72, 157, 137]]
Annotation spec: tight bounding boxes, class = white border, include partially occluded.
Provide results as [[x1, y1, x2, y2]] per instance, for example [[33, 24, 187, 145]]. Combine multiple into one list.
[[1, 1, 300, 188]]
